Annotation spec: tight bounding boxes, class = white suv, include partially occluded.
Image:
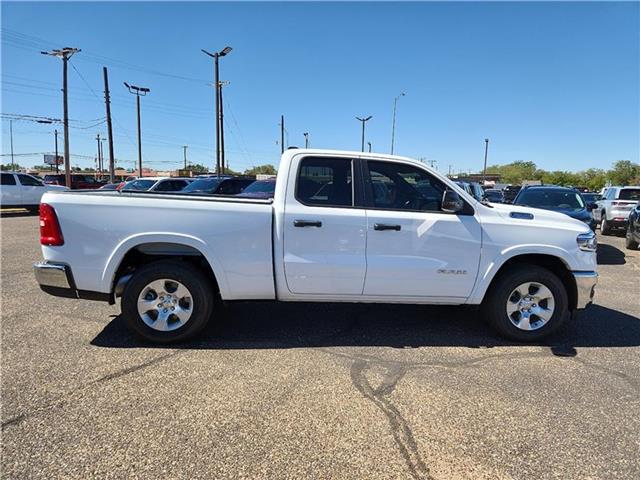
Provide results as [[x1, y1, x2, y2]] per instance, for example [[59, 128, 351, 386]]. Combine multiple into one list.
[[594, 186, 640, 234], [1, 172, 68, 212]]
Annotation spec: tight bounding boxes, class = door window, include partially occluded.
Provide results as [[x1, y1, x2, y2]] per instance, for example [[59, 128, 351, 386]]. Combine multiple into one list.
[[1, 173, 16, 185], [366, 161, 446, 212], [17, 174, 44, 186], [296, 157, 353, 207]]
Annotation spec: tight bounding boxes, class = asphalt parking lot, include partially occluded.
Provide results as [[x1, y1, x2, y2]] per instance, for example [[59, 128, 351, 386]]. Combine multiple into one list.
[[1, 211, 639, 480]]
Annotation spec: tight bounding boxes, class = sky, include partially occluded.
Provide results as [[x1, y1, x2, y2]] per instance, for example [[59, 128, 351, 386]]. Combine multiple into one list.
[[1, 1, 639, 174]]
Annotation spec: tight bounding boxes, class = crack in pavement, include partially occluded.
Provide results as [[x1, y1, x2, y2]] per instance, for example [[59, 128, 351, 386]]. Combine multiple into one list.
[[1, 350, 183, 431], [350, 359, 433, 480]]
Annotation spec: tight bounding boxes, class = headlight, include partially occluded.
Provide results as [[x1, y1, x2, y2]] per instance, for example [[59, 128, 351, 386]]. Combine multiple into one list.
[[577, 231, 597, 252]]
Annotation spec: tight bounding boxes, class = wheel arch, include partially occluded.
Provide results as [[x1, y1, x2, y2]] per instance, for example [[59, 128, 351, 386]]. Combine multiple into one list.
[[480, 253, 578, 311], [101, 234, 228, 300]]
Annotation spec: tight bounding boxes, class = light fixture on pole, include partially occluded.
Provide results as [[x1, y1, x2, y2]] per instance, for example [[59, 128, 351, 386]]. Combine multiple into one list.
[[124, 82, 150, 177], [356, 115, 372, 152], [390, 92, 405, 154], [202, 46, 232, 177], [303, 132, 309, 149]]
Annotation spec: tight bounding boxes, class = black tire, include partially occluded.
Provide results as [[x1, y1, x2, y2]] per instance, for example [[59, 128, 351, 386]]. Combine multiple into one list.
[[601, 215, 611, 235], [625, 226, 639, 250], [482, 264, 568, 342], [121, 260, 215, 344]]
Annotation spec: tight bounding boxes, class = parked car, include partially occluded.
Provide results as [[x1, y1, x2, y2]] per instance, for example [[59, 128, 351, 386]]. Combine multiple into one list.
[[625, 201, 640, 250], [593, 186, 640, 234], [121, 177, 193, 193], [502, 185, 521, 204], [580, 192, 601, 204], [1, 172, 68, 211], [98, 183, 123, 191], [513, 186, 596, 230], [180, 177, 254, 195], [482, 189, 504, 203], [468, 182, 484, 202], [43, 174, 106, 190], [235, 179, 276, 199], [454, 181, 473, 197], [34, 149, 598, 344]]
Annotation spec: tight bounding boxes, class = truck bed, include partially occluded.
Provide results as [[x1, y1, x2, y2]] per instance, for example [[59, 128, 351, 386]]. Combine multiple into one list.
[[40, 190, 276, 300]]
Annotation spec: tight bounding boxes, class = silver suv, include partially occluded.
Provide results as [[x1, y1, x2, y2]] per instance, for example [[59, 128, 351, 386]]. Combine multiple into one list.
[[594, 186, 640, 234]]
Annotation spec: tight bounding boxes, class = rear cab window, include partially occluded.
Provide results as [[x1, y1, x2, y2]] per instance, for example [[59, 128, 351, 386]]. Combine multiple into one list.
[[17, 174, 44, 186], [296, 157, 354, 207], [1, 173, 16, 185]]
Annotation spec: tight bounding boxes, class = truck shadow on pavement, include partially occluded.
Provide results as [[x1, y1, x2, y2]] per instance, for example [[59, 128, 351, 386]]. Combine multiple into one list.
[[91, 303, 640, 352], [597, 242, 627, 265]]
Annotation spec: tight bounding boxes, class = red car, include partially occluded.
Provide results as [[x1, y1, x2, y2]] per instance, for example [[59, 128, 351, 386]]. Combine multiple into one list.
[[43, 174, 106, 190]]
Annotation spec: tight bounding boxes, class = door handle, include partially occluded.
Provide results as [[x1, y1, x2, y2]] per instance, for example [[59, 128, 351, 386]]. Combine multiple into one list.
[[294, 220, 322, 228], [374, 223, 401, 231]]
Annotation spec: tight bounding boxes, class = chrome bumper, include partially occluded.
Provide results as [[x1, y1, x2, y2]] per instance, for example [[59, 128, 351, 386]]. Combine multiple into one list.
[[34, 262, 72, 289], [573, 271, 598, 309]]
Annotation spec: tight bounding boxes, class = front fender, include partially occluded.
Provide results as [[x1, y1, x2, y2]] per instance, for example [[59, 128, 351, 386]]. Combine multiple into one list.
[[100, 232, 230, 298], [467, 244, 574, 305]]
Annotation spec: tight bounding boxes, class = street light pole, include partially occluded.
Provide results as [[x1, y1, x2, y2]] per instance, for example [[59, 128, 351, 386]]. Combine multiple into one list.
[[202, 46, 232, 177], [304, 132, 309, 149], [482, 138, 489, 185], [390, 92, 405, 155], [54, 129, 59, 174], [124, 82, 150, 178], [368, 142, 372, 153], [41, 47, 80, 188], [9, 120, 14, 167], [356, 116, 372, 152], [183, 145, 188, 170]]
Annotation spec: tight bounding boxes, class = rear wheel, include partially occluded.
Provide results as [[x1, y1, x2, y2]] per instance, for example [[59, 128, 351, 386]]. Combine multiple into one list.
[[482, 265, 568, 342], [601, 215, 611, 235], [121, 260, 214, 344], [626, 225, 639, 250]]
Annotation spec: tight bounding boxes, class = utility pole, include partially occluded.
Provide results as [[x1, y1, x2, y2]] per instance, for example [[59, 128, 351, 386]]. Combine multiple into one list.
[[219, 80, 229, 175], [390, 92, 405, 154], [304, 132, 309, 149], [202, 46, 232, 177], [448, 164, 452, 177], [368, 142, 372, 153], [54, 129, 59, 174], [96, 134, 101, 178], [103, 67, 115, 183], [9, 120, 14, 167], [124, 82, 150, 177], [183, 145, 188, 169], [41, 47, 80, 188], [355, 115, 372, 152], [482, 138, 489, 185], [280, 115, 285, 154]]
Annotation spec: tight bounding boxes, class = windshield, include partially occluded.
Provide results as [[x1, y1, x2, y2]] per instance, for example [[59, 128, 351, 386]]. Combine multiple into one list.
[[581, 193, 600, 203], [515, 189, 585, 211], [242, 180, 275, 193], [181, 178, 222, 193], [619, 188, 640, 201], [122, 179, 156, 191]]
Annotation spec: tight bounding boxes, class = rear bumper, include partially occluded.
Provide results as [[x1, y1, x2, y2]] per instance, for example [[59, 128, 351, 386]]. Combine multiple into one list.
[[572, 271, 598, 310], [34, 261, 111, 302]]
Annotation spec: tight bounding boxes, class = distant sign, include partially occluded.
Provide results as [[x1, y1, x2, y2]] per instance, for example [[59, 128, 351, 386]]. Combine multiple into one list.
[[44, 154, 63, 166]]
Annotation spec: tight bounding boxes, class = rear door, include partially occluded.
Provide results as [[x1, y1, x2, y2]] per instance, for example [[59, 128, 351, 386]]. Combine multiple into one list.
[[16, 174, 45, 205], [362, 160, 482, 299], [1, 173, 21, 205], [283, 156, 367, 295]]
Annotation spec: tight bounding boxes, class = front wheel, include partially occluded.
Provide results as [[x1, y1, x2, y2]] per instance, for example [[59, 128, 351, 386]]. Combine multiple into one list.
[[482, 265, 568, 342], [121, 260, 215, 344]]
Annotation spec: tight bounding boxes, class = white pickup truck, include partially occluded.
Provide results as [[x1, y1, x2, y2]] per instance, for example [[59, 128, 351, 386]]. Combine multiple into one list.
[[34, 149, 598, 343]]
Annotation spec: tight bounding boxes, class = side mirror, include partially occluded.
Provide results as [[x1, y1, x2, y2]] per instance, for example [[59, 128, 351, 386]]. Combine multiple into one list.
[[588, 202, 598, 211], [442, 190, 464, 213]]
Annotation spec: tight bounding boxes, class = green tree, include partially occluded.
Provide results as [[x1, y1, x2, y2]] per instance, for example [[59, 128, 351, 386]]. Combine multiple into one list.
[[0, 163, 23, 171], [607, 160, 639, 186], [244, 164, 277, 176]]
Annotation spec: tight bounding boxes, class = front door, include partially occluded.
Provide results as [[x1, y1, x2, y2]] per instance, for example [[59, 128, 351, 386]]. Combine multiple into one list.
[[283, 156, 367, 295], [363, 160, 482, 299]]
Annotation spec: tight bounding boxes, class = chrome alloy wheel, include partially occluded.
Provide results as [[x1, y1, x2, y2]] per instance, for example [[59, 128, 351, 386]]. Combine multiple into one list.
[[506, 282, 555, 331], [137, 279, 193, 332]]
